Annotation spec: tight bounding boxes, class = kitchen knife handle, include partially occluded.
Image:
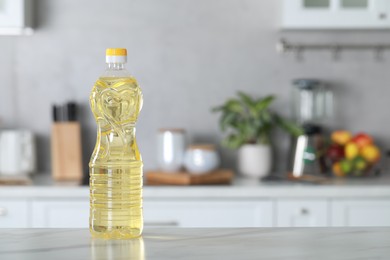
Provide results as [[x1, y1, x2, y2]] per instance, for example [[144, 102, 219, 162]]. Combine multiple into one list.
[[52, 105, 59, 122], [66, 102, 77, 121]]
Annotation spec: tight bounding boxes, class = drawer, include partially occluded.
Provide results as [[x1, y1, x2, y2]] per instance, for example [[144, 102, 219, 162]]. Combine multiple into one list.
[[32, 199, 89, 228], [331, 200, 390, 227], [144, 200, 273, 227], [0, 199, 29, 228], [276, 199, 329, 227]]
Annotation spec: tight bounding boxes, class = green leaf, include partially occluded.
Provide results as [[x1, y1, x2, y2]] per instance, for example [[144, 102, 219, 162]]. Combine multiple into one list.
[[260, 110, 272, 124], [224, 99, 243, 114], [255, 95, 275, 114], [222, 134, 246, 149], [212, 98, 243, 114], [257, 132, 271, 145], [243, 122, 256, 141], [238, 92, 255, 109], [219, 113, 236, 131], [274, 114, 304, 137]]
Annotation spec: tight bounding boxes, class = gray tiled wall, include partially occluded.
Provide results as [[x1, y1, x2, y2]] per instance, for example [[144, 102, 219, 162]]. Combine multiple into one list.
[[0, 0, 389, 174]]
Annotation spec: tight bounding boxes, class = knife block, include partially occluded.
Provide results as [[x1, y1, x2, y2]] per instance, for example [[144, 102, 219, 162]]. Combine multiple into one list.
[[51, 122, 83, 182]]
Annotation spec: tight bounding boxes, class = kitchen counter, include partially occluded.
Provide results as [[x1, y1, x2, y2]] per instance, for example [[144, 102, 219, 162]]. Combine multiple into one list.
[[0, 174, 390, 199], [0, 228, 389, 259], [1, 174, 389, 229]]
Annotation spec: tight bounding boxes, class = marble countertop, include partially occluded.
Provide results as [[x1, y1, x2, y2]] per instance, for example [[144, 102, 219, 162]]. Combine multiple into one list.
[[1, 174, 390, 199], [0, 228, 389, 259]]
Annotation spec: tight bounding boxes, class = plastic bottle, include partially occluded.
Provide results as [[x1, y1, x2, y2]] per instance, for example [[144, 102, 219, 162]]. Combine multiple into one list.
[[89, 48, 143, 239]]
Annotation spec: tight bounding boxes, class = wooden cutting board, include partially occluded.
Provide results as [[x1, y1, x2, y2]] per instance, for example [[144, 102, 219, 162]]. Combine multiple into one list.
[[146, 169, 234, 185], [0, 176, 32, 186]]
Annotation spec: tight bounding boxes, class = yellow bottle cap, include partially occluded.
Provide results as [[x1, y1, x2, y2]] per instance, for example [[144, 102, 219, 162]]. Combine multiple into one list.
[[106, 48, 127, 63], [106, 48, 127, 56]]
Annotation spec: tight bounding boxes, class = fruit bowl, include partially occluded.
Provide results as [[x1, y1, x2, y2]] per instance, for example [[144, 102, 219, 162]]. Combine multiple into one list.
[[326, 131, 381, 178]]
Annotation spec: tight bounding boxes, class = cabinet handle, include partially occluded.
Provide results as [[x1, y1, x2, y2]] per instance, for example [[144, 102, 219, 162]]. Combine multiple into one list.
[[0, 207, 7, 216], [300, 208, 309, 215], [144, 221, 179, 227]]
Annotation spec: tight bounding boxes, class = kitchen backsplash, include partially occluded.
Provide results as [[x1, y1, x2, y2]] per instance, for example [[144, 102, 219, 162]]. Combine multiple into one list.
[[0, 0, 389, 172]]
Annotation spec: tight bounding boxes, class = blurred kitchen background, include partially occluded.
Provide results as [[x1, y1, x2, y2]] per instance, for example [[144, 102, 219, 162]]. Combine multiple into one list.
[[1, 0, 389, 172], [0, 0, 390, 229]]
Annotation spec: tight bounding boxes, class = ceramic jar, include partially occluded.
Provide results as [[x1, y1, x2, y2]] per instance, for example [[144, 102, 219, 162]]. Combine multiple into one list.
[[184, 144, 220, 174], [157, 129, 186, 172]]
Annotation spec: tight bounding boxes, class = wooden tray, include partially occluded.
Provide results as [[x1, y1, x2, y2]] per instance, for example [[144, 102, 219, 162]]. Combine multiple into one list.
[[0, 176, 32, 186], [146, 169, 234, 185]]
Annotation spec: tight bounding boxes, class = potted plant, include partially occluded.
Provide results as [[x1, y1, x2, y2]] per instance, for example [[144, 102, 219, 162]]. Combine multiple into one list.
[[213, 92, 302, 178]]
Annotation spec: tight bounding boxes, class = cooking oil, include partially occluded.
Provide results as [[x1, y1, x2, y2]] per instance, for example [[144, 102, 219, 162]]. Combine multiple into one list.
[[89, 48, 143, 239]]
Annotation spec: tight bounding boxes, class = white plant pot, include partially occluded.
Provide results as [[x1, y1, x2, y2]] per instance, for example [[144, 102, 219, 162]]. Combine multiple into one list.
[[238, 144, 272, 178]]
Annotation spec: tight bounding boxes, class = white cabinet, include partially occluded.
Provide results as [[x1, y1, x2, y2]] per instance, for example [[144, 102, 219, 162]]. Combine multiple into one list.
[[282, 0, 390, 29], [29, 199, 273, 228], [331, 200, 390, 227], [276, 200, 329, 227], [0, 199, 29, 228], [0, 0, 33, 35], [17, 198, 390, 228], [1, 189, 390, 228], [144, 200, 273, 228], [31, 200, 89, 228]]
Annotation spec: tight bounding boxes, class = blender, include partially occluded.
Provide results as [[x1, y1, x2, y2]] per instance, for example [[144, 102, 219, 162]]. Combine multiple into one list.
[[288, 79, 333, 179]]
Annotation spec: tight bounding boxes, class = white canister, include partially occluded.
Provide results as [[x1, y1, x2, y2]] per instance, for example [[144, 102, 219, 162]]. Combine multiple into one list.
[[0, 130, 36, 176], [184, 144, 220, 174], [157, 129, 186, 172]]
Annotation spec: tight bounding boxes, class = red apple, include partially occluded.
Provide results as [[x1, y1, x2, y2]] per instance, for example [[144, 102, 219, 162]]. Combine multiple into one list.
[[326, 144, 345, 162]]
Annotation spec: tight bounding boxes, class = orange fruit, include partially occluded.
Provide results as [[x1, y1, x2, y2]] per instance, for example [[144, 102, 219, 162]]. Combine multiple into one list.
[[331, 130, 352, 146], [332, 162, 345, 177]]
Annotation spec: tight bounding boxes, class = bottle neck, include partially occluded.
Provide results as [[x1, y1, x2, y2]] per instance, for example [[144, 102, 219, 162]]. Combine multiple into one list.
[[106, 62, 126, 70]]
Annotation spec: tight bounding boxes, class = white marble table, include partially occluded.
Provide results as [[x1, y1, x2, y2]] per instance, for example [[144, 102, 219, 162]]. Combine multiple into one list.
[[0, 228, 389, 260]]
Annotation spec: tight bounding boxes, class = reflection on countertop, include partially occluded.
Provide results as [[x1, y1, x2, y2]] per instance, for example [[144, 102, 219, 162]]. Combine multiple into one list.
[[0, 228, 390, 259]]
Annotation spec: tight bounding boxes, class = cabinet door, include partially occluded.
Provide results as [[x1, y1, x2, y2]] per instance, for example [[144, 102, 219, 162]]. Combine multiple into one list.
[[276, 200, 329, 227], [282, 0, 390, 29], [31, 200, 89, 228], [331, 200, 390, 227], [0, 0, 24, 27], [144, 200, 273, 228], [0, 0, 33, 35], [0, 199, 29, 228]]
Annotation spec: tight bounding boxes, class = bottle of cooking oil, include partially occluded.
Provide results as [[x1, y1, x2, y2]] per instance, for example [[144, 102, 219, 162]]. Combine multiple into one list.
[[89, 48, 143, 239]]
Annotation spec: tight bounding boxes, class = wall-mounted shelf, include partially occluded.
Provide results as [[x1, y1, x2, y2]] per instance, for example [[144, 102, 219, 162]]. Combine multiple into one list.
[[276, 38, 390, 60]]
